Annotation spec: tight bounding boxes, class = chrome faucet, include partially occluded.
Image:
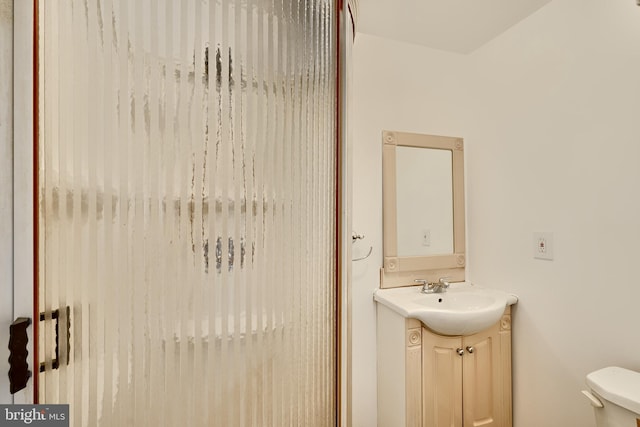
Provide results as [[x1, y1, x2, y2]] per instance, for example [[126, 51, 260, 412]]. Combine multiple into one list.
[[414, 277, 451, 294]]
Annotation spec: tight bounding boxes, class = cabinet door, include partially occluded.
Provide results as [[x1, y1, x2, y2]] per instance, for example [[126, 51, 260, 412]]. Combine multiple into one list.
[[462, 323, 504, 427], [422, 328, 463, 427]]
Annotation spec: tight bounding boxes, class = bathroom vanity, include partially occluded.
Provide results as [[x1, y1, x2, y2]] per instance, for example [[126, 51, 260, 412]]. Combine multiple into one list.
[[377, 130, 516, 426], [375, 284, 516, 427]]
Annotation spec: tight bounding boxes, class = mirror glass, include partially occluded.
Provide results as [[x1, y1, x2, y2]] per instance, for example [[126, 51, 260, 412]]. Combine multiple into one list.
[[381, 131, 465, 288], [396, 146, 453, 256]]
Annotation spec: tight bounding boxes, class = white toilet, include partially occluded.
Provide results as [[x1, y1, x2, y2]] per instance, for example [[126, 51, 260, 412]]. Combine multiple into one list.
[[583, 366, 640, 427]]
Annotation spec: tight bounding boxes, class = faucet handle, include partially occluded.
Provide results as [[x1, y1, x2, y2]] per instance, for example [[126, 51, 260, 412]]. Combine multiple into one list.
[[415, 279, 434, 294], [439, 277, 451, 288]]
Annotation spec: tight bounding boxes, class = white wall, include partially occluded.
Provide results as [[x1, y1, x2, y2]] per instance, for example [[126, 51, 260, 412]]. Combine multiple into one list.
[[351, 34, 466, 427], [352, 0, 640, 426], [466, 1, 640, 426]]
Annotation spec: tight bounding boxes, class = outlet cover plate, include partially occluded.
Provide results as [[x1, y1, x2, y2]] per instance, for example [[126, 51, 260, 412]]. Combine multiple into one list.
[[533, 232, 554, 260]]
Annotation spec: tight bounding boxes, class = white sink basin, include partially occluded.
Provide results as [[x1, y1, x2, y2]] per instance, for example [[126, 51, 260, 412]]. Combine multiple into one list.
[[374, 282, 518, 336]]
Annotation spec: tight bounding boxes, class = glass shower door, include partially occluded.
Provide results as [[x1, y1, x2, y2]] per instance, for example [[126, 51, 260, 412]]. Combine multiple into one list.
[[37, 0, 338, 425]]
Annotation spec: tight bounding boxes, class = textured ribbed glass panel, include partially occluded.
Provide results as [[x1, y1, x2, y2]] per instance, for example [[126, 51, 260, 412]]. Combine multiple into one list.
[[37, 0, 337, 426]]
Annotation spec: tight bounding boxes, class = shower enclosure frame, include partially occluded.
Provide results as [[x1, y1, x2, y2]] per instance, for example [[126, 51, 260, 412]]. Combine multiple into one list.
[[5, 0, 38, 406], [8, 0, 348, 423]]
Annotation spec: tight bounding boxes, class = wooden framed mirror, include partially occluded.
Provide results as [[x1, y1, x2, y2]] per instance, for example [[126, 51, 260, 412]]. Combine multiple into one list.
[[381, 130, 466, 288]]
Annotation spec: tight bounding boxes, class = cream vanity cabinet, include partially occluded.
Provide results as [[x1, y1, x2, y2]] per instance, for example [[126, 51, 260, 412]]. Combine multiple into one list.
[[378, 130, 514, 425], [377, 304, 513, 427]]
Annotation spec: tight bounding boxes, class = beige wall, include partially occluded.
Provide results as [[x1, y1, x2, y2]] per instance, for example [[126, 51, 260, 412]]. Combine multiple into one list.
[[352, 0, 640, 426]]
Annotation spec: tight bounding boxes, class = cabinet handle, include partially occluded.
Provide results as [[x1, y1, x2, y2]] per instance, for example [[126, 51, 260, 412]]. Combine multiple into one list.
[[456, 348, 464, 356], [466, 346, 474, 354]]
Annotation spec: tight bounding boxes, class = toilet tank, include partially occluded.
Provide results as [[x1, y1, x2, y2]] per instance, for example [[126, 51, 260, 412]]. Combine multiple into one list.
[[585, 366, 640, 427]]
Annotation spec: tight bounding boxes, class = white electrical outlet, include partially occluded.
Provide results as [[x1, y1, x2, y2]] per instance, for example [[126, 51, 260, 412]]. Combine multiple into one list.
[[533, 232, 554, 260], [422, 229, 431, 247]]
